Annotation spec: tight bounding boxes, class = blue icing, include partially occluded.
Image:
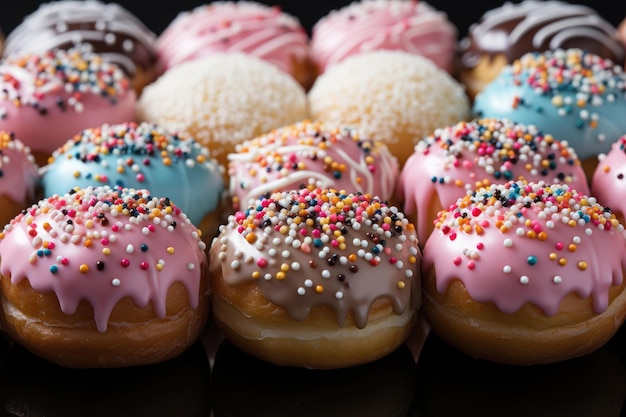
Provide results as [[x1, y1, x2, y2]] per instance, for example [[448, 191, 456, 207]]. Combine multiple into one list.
[[472, 49, 626, 161], [41, 122, 225, 226]]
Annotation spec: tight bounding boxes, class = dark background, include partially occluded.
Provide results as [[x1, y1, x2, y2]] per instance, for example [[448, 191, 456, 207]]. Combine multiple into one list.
[[0, 0, 624, 39]]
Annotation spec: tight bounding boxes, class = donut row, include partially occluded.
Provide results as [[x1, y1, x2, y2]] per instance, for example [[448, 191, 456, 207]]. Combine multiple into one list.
[[1, 0, 626, 370]]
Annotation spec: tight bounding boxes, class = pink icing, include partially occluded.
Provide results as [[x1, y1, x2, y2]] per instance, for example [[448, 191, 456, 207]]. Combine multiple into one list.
[[592, 136, 626, 218], [397, 118, 590, 244], [0, 132, 38, 205], [0, 186, 207, 332], [156, 1, 309, 76], [422, 181, 626, 316], [0, 46, 136, 156], [227, 120, 399, 211], [310, 0, 457, 74]]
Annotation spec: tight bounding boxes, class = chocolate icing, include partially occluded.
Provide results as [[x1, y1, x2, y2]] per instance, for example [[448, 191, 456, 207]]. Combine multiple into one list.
[[460, 0, 625, 70]]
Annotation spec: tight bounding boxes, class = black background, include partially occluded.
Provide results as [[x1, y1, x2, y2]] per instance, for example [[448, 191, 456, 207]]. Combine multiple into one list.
[[0, 0, 624, 39]]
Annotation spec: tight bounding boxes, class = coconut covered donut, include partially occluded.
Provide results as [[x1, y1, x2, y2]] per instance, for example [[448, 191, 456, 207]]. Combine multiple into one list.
[[310, 0, 458, 75], [472, 48, 626, 181], [422, 180, 626, 365], [0, 131, 39, 228], [227, 120, 399, 212], [0, 185, 209, 368], [40, 121, 225, 240], [209, 187, 421, 369], [397, 118, 590, 244], [3, 0, 158, 93], [308, 50, 470, 166], [136, 52, 308, 171], [0, 45, 136, 167], [156, 1, 315, 89]]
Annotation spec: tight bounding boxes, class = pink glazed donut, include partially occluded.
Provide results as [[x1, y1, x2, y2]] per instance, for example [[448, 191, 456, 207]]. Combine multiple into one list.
[[591, 135, 626, 224], [397, 118, 590, 245], [310, 0, 458, 75], [0, 45, 136, 167], [0, 185, 209, 368], [0, 131, 39, 228], [422, 180, 626, 365], [226, 120, 399, 212], [156, 1, 315, 89]]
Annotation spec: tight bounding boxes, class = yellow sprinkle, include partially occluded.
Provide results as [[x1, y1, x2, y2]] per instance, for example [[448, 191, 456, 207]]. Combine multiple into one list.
[[251, 271, 260, 279], [409, 255, 417, 264], [155, 264, 164, 271], [246, 233, 257, 244], [79, 264, 89, 273], [280, 263, 289, 272], [102, 248, 111, 256], [577, 261, 588, 271], [276, 272, 286, 280], [397, 281, 406, 289], [549, 253, 557, 261], [558, 258, 567, 266], [167, 247, 175, 255]]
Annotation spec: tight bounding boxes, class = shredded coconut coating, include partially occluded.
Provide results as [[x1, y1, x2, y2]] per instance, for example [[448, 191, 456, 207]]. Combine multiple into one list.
[[308, 50, 470, 165], [136, 52, 309, 166]]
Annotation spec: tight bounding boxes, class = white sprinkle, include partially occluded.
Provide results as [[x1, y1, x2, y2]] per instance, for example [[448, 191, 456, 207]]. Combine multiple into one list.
[[304, 279, 313, 287], [126, 244, 134, 253], [297, 287, 306, 295], [503, 239, 513, 248], [335, 291, 344, 300], [187, 263, 195, 271], [503, 265, 512, 273], [519, 276, 530, 285], [112, 278, 121, 286], [291, 262, 301, 271], [553, 275, 562, 284], [322, 270, 331, 279], [230, 260, 240, 270]]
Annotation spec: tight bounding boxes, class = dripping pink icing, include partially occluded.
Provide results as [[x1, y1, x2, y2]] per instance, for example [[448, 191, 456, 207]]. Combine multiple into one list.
[[422, 180, 626, 316], [397, 118, 589, 244], [156, 1, 309, 77], [310, 0, 458, 74], [227, 120, 399, 211], [0, 186, 207, 332], [0, 131, 38, 205], [0, 45, 136, 156], [591, 135, 626, 220]]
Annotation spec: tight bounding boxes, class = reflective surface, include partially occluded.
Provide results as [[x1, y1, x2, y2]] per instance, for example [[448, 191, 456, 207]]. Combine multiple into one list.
[[0, 319, 625, 416]]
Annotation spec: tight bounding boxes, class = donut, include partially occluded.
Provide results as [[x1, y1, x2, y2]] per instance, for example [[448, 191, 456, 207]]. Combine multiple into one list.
[[309, 0, 458, 75], [2, 0, 158, 94], [227, 119, 399, 212], [459, 0, 625, 99], [397, 118, 590, 245], [0, 131, 39, 228], [40, 121, 225, 241], [472, 48, 626, 181], [591, 135, 626, 224], [0, 45, 136, 167], [308, 50, 470, 166], [208, 187, 421, 369], [156, 1, 315, 90], [0, 185, 210, 368], [136, 52, 308, 171], [421, 180, 626, 365]]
